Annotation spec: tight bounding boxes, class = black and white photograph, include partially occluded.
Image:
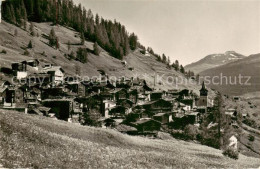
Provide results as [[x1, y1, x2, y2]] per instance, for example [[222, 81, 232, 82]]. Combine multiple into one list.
[[0, 0, 260, 168]]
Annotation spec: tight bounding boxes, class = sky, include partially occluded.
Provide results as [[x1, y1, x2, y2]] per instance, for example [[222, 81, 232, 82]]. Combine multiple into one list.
[[74, 0, 260, 66]]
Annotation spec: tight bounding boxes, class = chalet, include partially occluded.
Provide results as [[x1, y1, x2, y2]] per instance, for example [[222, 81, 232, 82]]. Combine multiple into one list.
[[131, 118, 161, 133], [225, 109, 238, 124], [0, 86, 7, 104], [27, 59, 39, 70], [225, 109, 237, 117], [121, 60, 127, 66], [104, 118, 116, 128], [179, 97, 195, 110], [128, 89, 138, 104], [109, 105, 128, 117], [196, 106, 207, 114], [43, 63, 53, 69], [72, 99, 83, 114], [2, 86, 16, 107], [233, 96, 240, 101], [186, 112, 200, 124], [228, 135, 238, 150], [137, 93, 150, 105], [118, 99, 134, 108], [11, 61, 28, 79], [0, 80, 12, 87], [167, 89, 179, 98], [150, 91, 163, 101], [65, 81, 86, 97], [143, 80, 153, 93], [101, 99, 116, 118], [107, 80, 116, 89], [43, 66, 65, 85], [42, 99, 73, 121], [41, 87, 64, 100], [0, 80, 12, 104], [115, 88, 128, 101], [153, 113, 171, 124], [178, 89, 189, 98], [132, 78, 143, 86], [141, 99, 173, 115]]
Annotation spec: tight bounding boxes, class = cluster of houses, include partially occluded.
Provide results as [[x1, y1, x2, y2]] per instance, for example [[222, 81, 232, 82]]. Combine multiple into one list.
[[1, 59, 216, 136]]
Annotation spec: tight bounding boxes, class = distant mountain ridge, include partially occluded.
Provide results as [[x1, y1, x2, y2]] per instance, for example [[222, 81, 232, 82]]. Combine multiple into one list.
[[199, 53, 260, 96], [185, 51, 246, 74]]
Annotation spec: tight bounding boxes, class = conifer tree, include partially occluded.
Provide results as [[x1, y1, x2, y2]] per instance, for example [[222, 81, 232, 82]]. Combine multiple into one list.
[[180, 65, 185, 73], [49, 28, 57, 48], [29, 22, 35, 36], [10, 4, 16, 24], [129, 33, 138, 50], [28, 40, 33, 48], [76, 48, 88, 63], [80, 31, 85, 45], [93, 42, 101, 55], [162, 54, 167, 63], [174, 60, 179, 71]]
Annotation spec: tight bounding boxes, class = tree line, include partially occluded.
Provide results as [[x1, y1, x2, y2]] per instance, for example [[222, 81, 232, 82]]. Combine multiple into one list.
[[2, 0, 138, 60], [2, 0, 193, 76]]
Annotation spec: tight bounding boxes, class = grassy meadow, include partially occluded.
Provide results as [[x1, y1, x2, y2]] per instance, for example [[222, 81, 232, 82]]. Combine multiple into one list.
[[0, 110, 260, 168]]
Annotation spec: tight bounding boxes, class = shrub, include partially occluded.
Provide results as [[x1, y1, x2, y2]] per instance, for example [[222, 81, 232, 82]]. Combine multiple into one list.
[[248, 134, 255, 142], [140, 50, 145, 55], [24, 49, 30, 56], [41, 51, 47, 57], [68, 51, 75, 60], [222, 147, 239, 160], [1, 49, 7, 54], [183, 124, 199, 140]]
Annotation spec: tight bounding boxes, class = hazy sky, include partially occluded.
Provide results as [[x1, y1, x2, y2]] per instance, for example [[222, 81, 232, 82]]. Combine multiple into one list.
[[74, 0, 260, 66]]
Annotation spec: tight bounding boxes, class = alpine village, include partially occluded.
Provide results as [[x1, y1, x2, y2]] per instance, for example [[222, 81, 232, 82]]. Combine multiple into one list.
[[0, 0, 260, 168]]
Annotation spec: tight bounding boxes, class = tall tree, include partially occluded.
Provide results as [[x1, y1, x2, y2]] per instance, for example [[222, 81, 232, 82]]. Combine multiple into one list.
[[93, 42, 101, 55], [29, 22, 35, 36], [27, 40, 33, 48], [129, 33, 138, 50], [174, 60, 179, 71], [180, 65, 185, 73], [95, 14, 99, 25], [162, 54, 167, 63], [80, 31, 85, 45], [49, 28, 59, 49]]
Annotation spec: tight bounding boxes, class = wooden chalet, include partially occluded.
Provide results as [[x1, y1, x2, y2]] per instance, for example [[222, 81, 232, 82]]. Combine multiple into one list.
[[131, 118, 162, 133], [141, 99, 173, 115], [153, 113, 171, 124]]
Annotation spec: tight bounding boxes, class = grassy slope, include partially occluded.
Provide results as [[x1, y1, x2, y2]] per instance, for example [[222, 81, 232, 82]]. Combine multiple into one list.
[[0, 110, 260, 168], [0, 21, 214, 98]]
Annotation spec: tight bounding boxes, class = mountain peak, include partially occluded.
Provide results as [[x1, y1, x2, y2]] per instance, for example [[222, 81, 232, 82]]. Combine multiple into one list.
[[185, 51, 246, 74]]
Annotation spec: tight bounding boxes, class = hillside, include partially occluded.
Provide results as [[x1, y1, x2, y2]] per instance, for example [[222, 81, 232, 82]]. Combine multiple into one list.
[[184, 51, 246, 74], [0, 21, 211, 97], [1, 110, 260, 168], [199, 53, 260, 96]]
